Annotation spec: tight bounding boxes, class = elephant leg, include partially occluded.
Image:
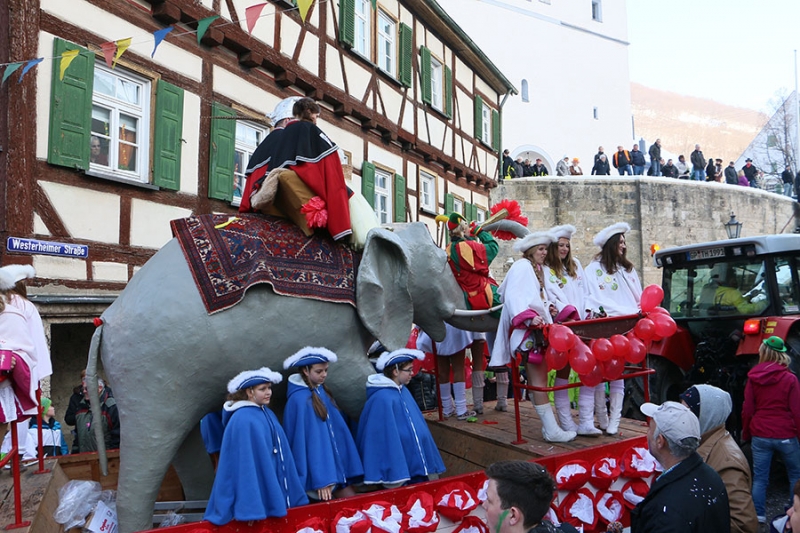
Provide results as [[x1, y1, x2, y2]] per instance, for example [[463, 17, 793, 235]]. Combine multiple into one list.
[[171, 423, 214, 501]]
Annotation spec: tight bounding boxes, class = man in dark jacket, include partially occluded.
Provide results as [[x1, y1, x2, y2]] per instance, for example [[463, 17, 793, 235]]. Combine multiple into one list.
[[591, 154, 611, 175], [648, 139, 662, 176], [690, 144, 706, 181], [661, 159, 678, 178], [531, 158, 548, 176], [631, 401, 730, 532], [630, 145, 646, 175], [782, 165, 794, 197], [724, 161, 738, 184], [502, 149, 516, 179], [742, 158, 758, 187], [73, 378, 120, 453], [612, 146, 632, 175]]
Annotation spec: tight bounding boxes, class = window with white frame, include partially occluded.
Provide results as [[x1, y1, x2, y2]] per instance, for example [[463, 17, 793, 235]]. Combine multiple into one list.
[[232, 122, 267, 206], [377, 11, 396, 77], [592, 0, 603, 21], [430, 56, 443, 111], [90, 64, 150, 182], [374, 168, 393, 224], [481, 102, 491, 145], [354, 0, 371, 58], [420, 170, 436, 213], [476, 208, 486, 223], [452, 196, 464, 216]]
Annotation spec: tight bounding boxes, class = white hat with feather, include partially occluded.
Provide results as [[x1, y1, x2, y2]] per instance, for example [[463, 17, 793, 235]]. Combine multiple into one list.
[[227, 367, 283, 393], [0, 265, 35, 291], [513, 231, 556, 254], [592, 222, 630, 248]]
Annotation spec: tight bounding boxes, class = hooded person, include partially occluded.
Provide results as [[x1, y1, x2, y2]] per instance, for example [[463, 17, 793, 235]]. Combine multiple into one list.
[[679, 385, 758, 533], [28, 397, 69, 456], [356, 348, 445, 488], [204, 367, 308, 525]]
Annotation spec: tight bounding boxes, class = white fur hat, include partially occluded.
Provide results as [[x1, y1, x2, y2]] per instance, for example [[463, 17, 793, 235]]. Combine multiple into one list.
[[283, 347, 338, 369], [269, 96, 301, 124], [593, 222, 630, 248], [550, 224, 577, 241], [376, 348, 425, 372], [513, 231, 556, 254], [0, 265, 35, 291], [227, 367, 283, 393]]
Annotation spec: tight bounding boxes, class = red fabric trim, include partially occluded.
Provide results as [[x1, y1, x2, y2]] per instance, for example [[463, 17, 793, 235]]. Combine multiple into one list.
[[292, 154, 352, 240]]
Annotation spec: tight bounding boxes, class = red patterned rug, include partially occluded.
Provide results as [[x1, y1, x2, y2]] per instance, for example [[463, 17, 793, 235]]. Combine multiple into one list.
[[171, 214, 358, 314]]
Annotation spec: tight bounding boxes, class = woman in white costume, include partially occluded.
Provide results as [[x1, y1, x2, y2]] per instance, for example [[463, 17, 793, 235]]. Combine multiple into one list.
[[545, 225, 602, 437], [584, 222, 642, 435], [489, 231, 576, 443]]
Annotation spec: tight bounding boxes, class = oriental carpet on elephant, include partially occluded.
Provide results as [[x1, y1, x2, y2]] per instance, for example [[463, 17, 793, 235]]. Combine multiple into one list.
[[171, 214, 358, 314]]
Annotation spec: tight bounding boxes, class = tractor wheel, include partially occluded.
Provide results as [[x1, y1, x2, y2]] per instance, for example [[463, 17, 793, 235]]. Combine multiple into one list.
[[623, 355, 685, 420]]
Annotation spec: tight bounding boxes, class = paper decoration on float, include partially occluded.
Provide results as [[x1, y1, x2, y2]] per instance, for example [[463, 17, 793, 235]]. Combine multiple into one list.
[[435, 481, 479, 522], [403, 492, 439, 533], [451, 516, 489, 533], [196, 15, 220, 45], [151, 27, 174, 58], [297, 0, 314, 22], [2, 62, 23, 85], [59, 50, 79, 80], [245, 3, 268, 33], [18, 58, 43, 83], [113, 38, 132, 68]]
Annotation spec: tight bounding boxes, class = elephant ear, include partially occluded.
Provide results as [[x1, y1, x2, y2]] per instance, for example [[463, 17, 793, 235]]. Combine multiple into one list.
[[357, 228, 413, 350]]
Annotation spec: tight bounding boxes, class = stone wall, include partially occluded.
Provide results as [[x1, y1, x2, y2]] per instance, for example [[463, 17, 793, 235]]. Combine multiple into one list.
[[489, 177, 797, 287]]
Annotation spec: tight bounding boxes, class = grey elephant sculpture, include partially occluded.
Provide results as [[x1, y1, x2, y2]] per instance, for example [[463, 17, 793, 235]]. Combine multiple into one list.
[[85, 221, 504, 533]]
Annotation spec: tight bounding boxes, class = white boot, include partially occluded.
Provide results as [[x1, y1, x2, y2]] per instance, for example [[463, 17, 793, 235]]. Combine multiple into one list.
[[534, 403, 577, 443], [494, 371, 509, 411], [554, 378, 578, 432], [577, 386, 602, 437], [439, 383, 454, 417], [471, 371, 485, 415], [606, 391, 624, 435], [595, 386, 609, 431]]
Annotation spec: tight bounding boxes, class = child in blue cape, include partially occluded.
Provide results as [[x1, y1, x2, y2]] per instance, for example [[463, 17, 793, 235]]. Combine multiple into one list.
[[204, 367, 308, 525], [282, 347, 363, 501], [356, 348, 445, 488]]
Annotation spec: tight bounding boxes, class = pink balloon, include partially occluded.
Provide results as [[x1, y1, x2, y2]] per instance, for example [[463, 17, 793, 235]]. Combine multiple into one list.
[[650, 306, 670, 316], [592, 338, 615, 362], [545, 345, 569, 371], [603, 357, 625, 381], [569, 340, 596, 375], [580, 362, 605, 388], [641, 284, 665, 313], [627, 336, 647, 364], [610, 334, 631, 360], [634, 318, 656, 342], [652, 313, 677, 338], [549, 324, 576, 353]]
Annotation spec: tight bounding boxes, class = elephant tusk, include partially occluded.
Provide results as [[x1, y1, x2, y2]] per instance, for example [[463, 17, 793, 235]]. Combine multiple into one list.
[[451, 304, 503, 317]]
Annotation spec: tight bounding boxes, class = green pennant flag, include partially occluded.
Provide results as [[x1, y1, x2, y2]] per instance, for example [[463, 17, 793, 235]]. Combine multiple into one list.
[[371, 0, 376, 8], [197, 15, 220, 45], [1, 62, 23, 85]]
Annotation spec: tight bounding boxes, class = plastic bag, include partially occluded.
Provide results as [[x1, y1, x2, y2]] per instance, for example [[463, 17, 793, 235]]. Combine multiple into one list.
[[159, 510, 185, 527], [53, 480, 102, 530]]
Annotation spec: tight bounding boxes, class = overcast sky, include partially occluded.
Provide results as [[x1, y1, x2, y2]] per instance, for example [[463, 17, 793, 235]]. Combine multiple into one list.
[[627, 0, 800, 112]]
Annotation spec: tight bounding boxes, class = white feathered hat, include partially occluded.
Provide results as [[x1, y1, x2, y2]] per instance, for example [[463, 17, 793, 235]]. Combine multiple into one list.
[[376, 348, 425, 372], [0, 265, 35, 291], [227, 367, 283, 393], [513, 231, 556, 254], [283, 346, 338, 369], [550, 224, 577, 241], [269, 96, 301, 124], [593, 222, 631, 248]]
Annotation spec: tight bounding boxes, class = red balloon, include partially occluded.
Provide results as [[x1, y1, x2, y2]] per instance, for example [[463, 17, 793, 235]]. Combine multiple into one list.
[[641, 284, 665, 313], [634, 318, 656, 341], [627, 336, 647, 364], [549, 324, 576, 353], [592, 338, 615, 362], [569, 340, 596, 375], [603, 357, 625, 381], [652, 313, 677, 338], [580, 362, 605, 388], [610, 334, 631, 360], [650, 306, 670, 316], [545, 345, 569, 371]]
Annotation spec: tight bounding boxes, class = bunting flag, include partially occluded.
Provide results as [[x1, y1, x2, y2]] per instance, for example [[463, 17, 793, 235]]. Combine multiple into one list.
[[196, 15, 220, 45], [371, 0, 376, 8], [245, 3, 268, 34], [18, 58, 43, 83], [113, 37, 132, 68], [1, 62, 23, 85], [297, 0, 314, 23], [151, 27, 173, 58], [100, 41, 117, 68], [59, 49, 80, 80]]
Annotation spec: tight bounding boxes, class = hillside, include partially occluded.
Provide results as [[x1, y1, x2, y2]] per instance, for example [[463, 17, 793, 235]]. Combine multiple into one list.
[[631, 83, 768, 163]]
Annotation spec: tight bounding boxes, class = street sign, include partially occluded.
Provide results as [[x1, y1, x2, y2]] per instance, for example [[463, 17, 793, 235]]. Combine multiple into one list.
[[6, 237, 89, 258]]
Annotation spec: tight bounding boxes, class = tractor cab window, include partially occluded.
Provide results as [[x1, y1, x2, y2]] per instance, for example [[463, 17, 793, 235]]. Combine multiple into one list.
[[774, 256, 800, 314]]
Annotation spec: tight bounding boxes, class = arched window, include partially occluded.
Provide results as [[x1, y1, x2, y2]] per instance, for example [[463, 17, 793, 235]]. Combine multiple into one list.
[[521, 79, 529, 103]]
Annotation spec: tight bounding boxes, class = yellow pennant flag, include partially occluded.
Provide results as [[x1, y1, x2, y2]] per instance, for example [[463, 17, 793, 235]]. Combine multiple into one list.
[[297, 0, 314, 22], [59, 49, 79, 80], [113, 38, 132, 68]]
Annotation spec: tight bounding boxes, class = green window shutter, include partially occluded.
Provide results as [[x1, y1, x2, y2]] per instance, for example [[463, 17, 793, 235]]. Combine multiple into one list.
[[361, 161, 375, 208], [445, 193, 454, 214], [339, 0, 355, 47], [444, 66, 453, 118], [464, 202, 472, 221], [48, 39, 94, 170], [492, 109, 500, 150], [393, 173, 406, 223], [208, 102, 236, 201], [420, 46, 432, 105], [153, 81, 184, 191], [398, 23, 413, 87], [473, 95, 483, 140]]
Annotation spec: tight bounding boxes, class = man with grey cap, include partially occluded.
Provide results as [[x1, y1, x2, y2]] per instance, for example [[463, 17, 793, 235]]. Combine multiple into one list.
[[630, 401, 730, 532]]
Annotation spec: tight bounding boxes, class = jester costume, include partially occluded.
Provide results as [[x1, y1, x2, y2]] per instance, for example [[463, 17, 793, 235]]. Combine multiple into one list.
[[445, 217, 500, 313]]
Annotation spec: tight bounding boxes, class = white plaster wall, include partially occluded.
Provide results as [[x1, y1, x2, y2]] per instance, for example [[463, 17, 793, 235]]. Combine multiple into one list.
[[424, 32, 445, 62], [379, 80, 403, 123], [33, 214, 49, 236], [213, 66, 275, 116], [92, 262, 129, 282], [180, 92, 201, 196], [399, 7, 413, 27], [244, 2, 277, 45], [325, 47, 346, 91], [39, 182, 120, 243], [220, 1, 231, 21], [130, 200, 192, 249], [317, 119, 363, 169], [41, 0, 202, 82], [342, 57, 372, 102], [199, 0, 213, 9], [367, 143, 403, 175], [454, 56, 471, 92], [450, 182, 471, 203], [406, 162, 418, 191], [474, 78, 494, 102], [428, 117, 446, 152], [280, 15, 302, 59], [33, 256, 87, 281], [442, 126, 453, 158], [326, 0, 337, 39], [401, 100, 415, 133], [417, 108, 430, 145], [297, 32, 320, 76], [381, 0, 400, 16]]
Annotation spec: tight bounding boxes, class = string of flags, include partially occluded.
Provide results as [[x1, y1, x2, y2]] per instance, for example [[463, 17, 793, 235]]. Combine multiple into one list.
[[0, 0, 376, 86]]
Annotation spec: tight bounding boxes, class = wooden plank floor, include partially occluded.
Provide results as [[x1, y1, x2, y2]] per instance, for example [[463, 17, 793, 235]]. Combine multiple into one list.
[[425, 399, 649, 477]]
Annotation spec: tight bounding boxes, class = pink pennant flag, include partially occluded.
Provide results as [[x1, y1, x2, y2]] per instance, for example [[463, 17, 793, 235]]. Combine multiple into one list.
[[100, 41, 116, 68], [245, 3, 268, 34], [59, 49, 79, 80], [297, 0, 314, 23], [113, 38, 132, 68]]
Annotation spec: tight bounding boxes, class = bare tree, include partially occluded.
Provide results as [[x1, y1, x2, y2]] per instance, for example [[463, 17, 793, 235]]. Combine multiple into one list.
[[760, 90, 797, 177]]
